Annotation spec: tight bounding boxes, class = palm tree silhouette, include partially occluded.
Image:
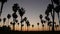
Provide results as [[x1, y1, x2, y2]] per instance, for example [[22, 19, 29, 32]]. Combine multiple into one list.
[[32, 24, 34, 31], [0, 0, 7, 16], [55, 25, 59, 31], [39, 14, 46, 31], [25, 20, 30, 31], [41, 19, 46, 31], [12, 13, 18, 31], [10, 21, 15, 31], [3, 18, 6, 26], [48, 21, 52, 31], [54, 5, 60, 25], [7, 14, 11, 26], [37, 22, 39, 31], [51, 0, 56, 31], [18, 7, 25, 31], [45, 0, 56, 31]]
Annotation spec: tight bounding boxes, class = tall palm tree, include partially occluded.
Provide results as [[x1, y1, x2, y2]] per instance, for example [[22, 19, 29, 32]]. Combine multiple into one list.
[[25, 20, 30, 31], [3, 18, 6, 26], [37, 22, 39, 31], [51, 0, 55, 31], [18, 7, 25, 31], [0, 0, 7, 16], [45, 0, 55, 31], [7, 14, 11, 26], [12, 13, 18, 31]]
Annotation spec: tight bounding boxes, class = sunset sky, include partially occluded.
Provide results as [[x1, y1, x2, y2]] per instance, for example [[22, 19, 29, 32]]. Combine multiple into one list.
[[0, 0, 60, 31]]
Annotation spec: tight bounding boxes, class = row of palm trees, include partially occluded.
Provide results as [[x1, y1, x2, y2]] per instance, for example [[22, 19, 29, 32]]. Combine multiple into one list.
[[0, 0, 60, 31]]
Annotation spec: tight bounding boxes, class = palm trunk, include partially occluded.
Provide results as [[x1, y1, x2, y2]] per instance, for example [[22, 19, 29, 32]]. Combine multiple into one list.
[[56, 27, 57, 31], [13, 23, 15, 31], [8, 19, 9, 26], [0, 3, 4, 16], [38, 25, 39, 31], [13, 18, 15, 31], [51, 0, 55, 31], [27, 26, 28, 31], [49, 26, 50, 31], [21, 16, 22, 31], [57, 13, 60, 25], [3, 22, 5, 26], [43, 27, 44, 31]]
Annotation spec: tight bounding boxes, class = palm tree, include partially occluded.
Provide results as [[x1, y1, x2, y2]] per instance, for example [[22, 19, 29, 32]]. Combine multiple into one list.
[[51, 0, 55, 31], [25, 20, 30, 31], [41, 19, 46, 31], [12, 13, 18, 31], [3, 18, 6, 26], [37, 22, 39, 31], [7, 14, 11, 26], [45, 16, 51, 31], [10, 21, 15, 31], [18, 7, 25, 31], [0, 0, 7, 16], [12, 3, 19, 13], [32, 24, 34, 31], [48, 21, 52, 31], [39, 14, 46, 31], [45, 1, 55, 31], [54, 5, 60, 25], [55, 25, 59, 31]]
